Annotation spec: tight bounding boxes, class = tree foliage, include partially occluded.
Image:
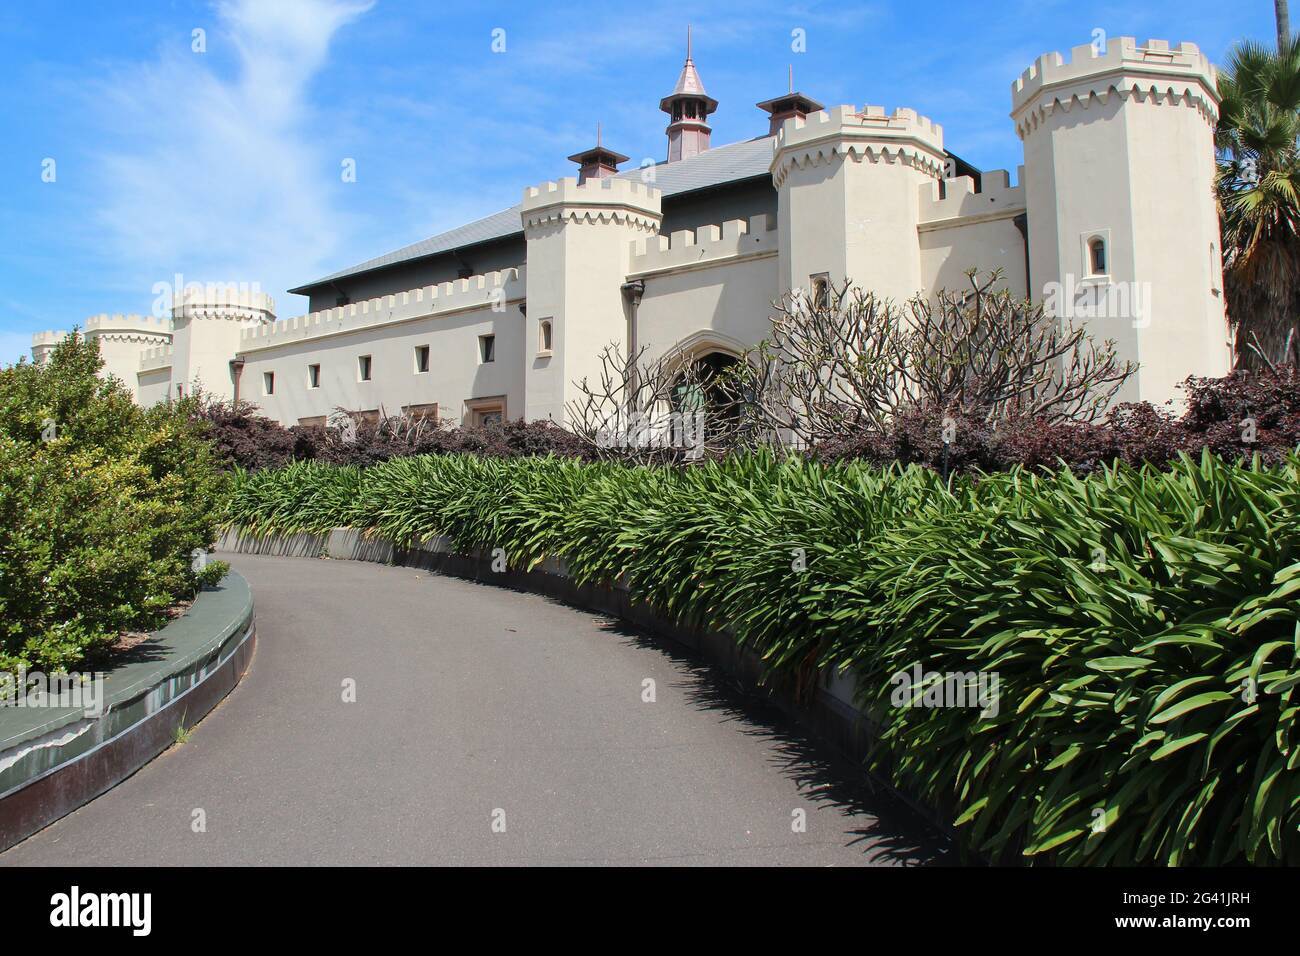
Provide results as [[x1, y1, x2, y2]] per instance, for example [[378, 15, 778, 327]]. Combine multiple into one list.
[[0, 335, 228, 672], [1216, 35, 1300, 368]]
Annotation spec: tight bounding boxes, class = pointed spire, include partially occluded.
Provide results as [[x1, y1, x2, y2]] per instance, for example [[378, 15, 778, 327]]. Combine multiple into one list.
[[660, 27, 717, 162]]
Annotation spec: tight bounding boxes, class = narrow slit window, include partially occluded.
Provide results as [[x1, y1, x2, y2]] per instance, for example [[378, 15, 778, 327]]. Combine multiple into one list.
[[263, 371, 275, 395], [1088, 237, 1107, 276], [479, 334, 496, 363], [415, 345, 430, 373], [538, 319, 553, 354], [810, 273, 831, 310], [358, 355, 372, 381], [308, 364, 320, 388]]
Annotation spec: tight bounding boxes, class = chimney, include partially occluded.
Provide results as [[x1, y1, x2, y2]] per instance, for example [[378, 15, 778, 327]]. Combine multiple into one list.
[[756, 67, 823, 135], [568, 125, 629, 184]]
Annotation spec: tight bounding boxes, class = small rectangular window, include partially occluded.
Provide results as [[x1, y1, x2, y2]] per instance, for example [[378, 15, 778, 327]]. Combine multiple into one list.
[[466, 396, 506, 427], [307, 364, 320, 388], [415, 345, 430, 373], [402, 402, 438, 421], [358, 355, 372, 381], [263, 371, 275, 395], [810, 273, 831, 310], [479, 334, 495, 363]]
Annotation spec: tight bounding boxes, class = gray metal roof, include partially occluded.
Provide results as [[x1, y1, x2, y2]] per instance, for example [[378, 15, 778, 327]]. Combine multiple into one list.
[[290, 136, 776, 292]]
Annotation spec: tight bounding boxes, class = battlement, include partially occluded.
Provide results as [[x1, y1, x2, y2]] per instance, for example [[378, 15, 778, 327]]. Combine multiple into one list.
[[775, 104, 944, 153], [521, 176, 662, 230], [31, 330, 70, 347], [139, 344, 175, 371], [172, 285, 276, 322], [523, 175, 660, 206], [238, 267, 526, 353], [918, 168, 1026, 225], [1011, 37, 1218, 123], [629, 214, 778, 275], [771, 104, 946, 186], [84, 313, 173, 337]]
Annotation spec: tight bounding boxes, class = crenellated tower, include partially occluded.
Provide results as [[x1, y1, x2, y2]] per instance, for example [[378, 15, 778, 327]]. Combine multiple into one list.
[[1012, 37, 1229, 405], [30, 316, 173, 401], [169, 286, 275, 400], [520, 177, 662, 424], [771, 104, 946, 305]]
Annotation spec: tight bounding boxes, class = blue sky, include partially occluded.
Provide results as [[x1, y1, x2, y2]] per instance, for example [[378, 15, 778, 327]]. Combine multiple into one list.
[[0, 0, 1277, 365]]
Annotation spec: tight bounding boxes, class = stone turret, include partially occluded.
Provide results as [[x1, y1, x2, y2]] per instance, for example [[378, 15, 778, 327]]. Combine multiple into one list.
[[771, 104, 946, 304], [1012, 37, 1228, 405], [169, 285, 275, 400], [520, 177, 662, 423]]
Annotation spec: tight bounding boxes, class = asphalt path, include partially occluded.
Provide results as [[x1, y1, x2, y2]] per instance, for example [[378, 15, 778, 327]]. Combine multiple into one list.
[[2, 553, 950, 866]]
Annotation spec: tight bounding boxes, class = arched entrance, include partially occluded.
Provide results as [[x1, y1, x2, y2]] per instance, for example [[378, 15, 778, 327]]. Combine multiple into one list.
[[670, 351, 738, 411], [670, 350, 741, 447]]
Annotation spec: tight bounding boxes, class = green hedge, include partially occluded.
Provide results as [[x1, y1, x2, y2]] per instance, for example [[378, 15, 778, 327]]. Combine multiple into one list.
[[0, 336, 228, 672], [224, 451, 1300, 865]]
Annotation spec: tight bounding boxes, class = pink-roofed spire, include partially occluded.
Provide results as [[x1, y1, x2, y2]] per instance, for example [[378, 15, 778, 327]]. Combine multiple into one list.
[[660, 25, 717, 163]]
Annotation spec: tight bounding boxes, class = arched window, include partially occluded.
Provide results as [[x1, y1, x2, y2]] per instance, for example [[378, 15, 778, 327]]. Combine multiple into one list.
[[538, 319, 553, 354], [1088, 237, 1107, 276]]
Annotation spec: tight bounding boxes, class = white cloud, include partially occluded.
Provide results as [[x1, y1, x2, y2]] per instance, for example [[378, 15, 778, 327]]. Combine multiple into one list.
[[85, 0, 373, 313]]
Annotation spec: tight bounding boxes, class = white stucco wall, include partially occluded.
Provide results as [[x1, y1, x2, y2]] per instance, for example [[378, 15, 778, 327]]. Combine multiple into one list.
[[136, 365, 173, 406], [238, 304, 524, 425], [236, 270, 525, 426], [918, 170, 1028, 298], [633, 249, 779, 367]]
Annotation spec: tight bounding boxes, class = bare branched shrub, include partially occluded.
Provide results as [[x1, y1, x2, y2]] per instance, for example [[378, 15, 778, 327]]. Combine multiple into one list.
[[898, 271, 1135, 423], [733, 284, 909, 446], [733, 271, 1135, 447], [566, 342, 747, 463]]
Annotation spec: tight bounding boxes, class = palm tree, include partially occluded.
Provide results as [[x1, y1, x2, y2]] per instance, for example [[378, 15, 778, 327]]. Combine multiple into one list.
[[1216, 35, 1300, 367], [1279, 1, 1292, 52]]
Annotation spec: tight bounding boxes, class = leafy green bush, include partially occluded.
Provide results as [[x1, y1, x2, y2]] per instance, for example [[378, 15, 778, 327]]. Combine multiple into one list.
[[0, 336, 228, 672], [223, 450, 1300, 865]]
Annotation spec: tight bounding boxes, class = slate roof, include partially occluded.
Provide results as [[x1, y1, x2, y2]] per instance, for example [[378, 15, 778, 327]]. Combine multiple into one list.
[[289, 136, 776, 293]]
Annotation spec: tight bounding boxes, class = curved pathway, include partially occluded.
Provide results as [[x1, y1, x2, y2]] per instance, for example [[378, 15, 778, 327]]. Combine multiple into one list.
[[1, 554, 949, 866]]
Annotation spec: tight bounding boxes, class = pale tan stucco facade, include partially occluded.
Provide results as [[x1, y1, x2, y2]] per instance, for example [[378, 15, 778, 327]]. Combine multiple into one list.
[[34, 36, 1230, 424]]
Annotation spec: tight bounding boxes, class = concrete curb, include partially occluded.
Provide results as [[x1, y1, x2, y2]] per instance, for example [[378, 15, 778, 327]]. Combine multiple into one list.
[[218, 527, 954, 842], [0, 572, 256, 852]]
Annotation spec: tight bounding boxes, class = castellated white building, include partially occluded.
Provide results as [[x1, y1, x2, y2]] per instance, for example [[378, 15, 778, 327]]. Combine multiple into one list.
[[34, 36, 1230, 426]]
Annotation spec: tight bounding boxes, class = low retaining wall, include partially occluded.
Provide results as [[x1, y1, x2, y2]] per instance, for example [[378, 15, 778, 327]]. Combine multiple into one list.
[[218, 527, 952, 841], [0, 572, 256, 852]]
